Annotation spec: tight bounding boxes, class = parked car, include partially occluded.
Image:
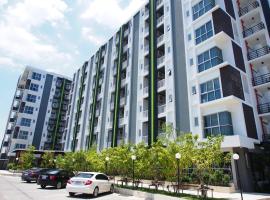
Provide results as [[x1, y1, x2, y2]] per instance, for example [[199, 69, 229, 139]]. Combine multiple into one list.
[[66, 172, 114, 197], [21, 168, 50, 183], [37, 169, 74, 189]]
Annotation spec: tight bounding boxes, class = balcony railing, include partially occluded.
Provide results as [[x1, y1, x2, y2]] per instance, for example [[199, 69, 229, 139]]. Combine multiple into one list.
[[143, 110, 148, 118], [119, 118, 124, 125], [157, 16, 164, 26], [157, 0, 163, 7], [243, 22, 265, 38], [120, 97, 126, 105], [145, 27, 149, 35], [158, 104, 166, 114], [258, 102, 270, 114], [248, 46, 270, 60], [239, 1, 259, 17], [143, 87, 148, 95], [123, 44, 128, 52], [157, 35, 164, 45], [158, 79, 165, 89], [157, 56, 165, 66], [252, 73, 270, 86], [144, 64, 149, 73], [145, 45, 149, 52], [122, 60, 128, 69]]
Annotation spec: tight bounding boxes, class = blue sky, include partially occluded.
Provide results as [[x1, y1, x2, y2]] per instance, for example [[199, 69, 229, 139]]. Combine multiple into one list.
[[0, 0, 146, 142]]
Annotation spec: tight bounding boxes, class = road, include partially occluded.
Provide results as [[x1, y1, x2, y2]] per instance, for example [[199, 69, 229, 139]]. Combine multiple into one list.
[[0, 176, 143, 200]]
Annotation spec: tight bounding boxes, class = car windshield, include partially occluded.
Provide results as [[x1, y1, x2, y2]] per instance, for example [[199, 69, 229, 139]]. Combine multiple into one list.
[[76, 173, 94, 178]]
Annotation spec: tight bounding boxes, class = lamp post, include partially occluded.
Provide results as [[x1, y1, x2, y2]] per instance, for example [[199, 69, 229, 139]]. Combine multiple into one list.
[[105, 157, 109, 175], [175, 153, 181, 193], [131, 155, 136, 188], [233, 153, 243, 200]]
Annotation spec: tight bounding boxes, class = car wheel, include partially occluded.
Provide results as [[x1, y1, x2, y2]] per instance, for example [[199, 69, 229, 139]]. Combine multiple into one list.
[[56, 182, 62, 189], [110, 184, 114, 193], [41, 185, 46, 189], [69, 192, 75, 197], [93, 187, 99, 197]]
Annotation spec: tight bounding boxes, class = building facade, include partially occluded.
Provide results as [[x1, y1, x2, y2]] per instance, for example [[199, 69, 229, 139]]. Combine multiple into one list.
[[64, 0, 190, 152], [65, 0, 270, 191], [0, 66, 72, 160]]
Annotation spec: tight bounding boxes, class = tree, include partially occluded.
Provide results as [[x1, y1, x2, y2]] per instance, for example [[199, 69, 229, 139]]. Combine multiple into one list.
[[41, 152, 54, 168], [20, 146, 35, 170]]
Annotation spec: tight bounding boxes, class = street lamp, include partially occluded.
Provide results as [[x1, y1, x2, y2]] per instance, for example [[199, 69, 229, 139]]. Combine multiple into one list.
[[105, 157, 109, 175], [131, 155, 136, 188], [175, 153, 181, 193], [233, 153, 243, 200]]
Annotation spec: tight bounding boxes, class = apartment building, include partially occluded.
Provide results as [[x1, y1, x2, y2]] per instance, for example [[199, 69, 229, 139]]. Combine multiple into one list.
[[64, 0, 270, 192], [64, 0, 190, 152], [0, 66, 72, 160], [182, 0, 270, 192]]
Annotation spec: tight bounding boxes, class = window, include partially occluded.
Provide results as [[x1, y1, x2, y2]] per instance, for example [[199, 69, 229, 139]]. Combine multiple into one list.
[[24, 106, 34, 114], [188, 34, 192, 41], [18, 130, 28, 140], [204, 111, 233, 137], [200, 78, 221, 103], [192, 86, 197, 95], [194, 117, 199, 126], [198, 47, 223, 72], [29, 83, 39, 91], [192, 0, 215, 20], [32, 72, 41, 81], [26, 94, 36, 103], [21, 118, 31, 127], [195, 21, 213, 45], [15, 143, 26, 149]]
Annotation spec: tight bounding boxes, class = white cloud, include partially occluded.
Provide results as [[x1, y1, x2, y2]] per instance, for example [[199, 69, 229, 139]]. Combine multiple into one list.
[[82, 27, 106, 46], [0, 0, 76, 76], [4, 0, 68, 29], [0, 0, 7, 7], [80, 0, 146, 29]]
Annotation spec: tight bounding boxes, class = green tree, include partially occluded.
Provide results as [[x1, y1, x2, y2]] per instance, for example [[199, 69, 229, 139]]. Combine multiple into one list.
[[41, 152, 54, 168], [20, 146, 35, 170]]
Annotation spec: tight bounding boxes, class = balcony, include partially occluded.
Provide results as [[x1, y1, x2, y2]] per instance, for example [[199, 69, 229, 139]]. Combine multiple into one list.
[[64, 94, 70, 100], [158, 104, 166, 114], [145, 45, 149, 53], [47, 126, 54, 132], [258, 102, 270, 114], [157, 0, 163, 7], [9, 117, 16, 123], [6, 129, 13, 134], [56, 80, 62, 88], [145, 27, 149, 35], [123, 44, 128, 52], [157, 16, 164, 26], [15, 94, 22, 100], [12, 105, 19, 111], [253, 73, 270, 86], [143, 110, 148, 118], [120, 97, 126, 106], [143, 86, 148, 95], [119, 118, 124, 125], [239, 1, 259, 17], [243, 22, 265, 38], [157, 79, 165, 89], [144, 64, 149, 73], [124, 29, 129, 37], [145, 10, 149, 18], [52, 102, 59, 109], [122, 60, 128, 69], [157, 56, 165, 66], [157, 35, 164, 46], [65, 84, 71, 90], [248, 46, 270, 61], [3, 141, 9, 147]]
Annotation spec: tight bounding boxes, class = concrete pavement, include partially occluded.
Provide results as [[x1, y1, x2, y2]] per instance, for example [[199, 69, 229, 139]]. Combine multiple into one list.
[[0, 176, 143, 200]]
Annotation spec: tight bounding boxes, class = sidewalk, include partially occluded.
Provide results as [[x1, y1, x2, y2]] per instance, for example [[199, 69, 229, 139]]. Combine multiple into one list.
[[0, 170, 21, 177], [114, 180, 270, 200]]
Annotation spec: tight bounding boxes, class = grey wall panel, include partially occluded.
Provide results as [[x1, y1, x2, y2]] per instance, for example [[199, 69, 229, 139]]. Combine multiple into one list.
[[171, 0, 190, 133], [129, 12, 140, 144], [32, 74, 53, 149]]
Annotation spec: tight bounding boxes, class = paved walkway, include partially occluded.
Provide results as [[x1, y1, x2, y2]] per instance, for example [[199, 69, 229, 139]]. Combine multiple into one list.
[[0, 170, 21, 177]]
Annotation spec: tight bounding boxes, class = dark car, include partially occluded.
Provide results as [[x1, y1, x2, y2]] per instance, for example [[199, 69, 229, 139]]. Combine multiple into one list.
[[37, 169, 74, 189], [21, 168, 50, 183]]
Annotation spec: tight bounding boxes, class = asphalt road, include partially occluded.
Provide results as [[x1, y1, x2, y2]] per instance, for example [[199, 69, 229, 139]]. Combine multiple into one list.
[[0, 176, 143, 200]]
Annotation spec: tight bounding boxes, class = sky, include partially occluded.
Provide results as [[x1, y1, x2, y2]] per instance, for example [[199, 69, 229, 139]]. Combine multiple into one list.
[[0, 0, 146, 143]]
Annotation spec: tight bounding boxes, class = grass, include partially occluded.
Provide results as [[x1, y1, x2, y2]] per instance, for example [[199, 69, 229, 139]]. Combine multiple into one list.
[[116, 184, 228, 200]]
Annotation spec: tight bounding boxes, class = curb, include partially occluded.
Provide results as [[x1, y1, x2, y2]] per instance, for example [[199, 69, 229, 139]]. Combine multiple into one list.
[[115, 187, 181, 200], [0, 172, 21, 177]]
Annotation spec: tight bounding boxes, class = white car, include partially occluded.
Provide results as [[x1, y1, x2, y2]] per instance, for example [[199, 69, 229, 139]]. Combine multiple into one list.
[[66, 172, 114, 197]]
